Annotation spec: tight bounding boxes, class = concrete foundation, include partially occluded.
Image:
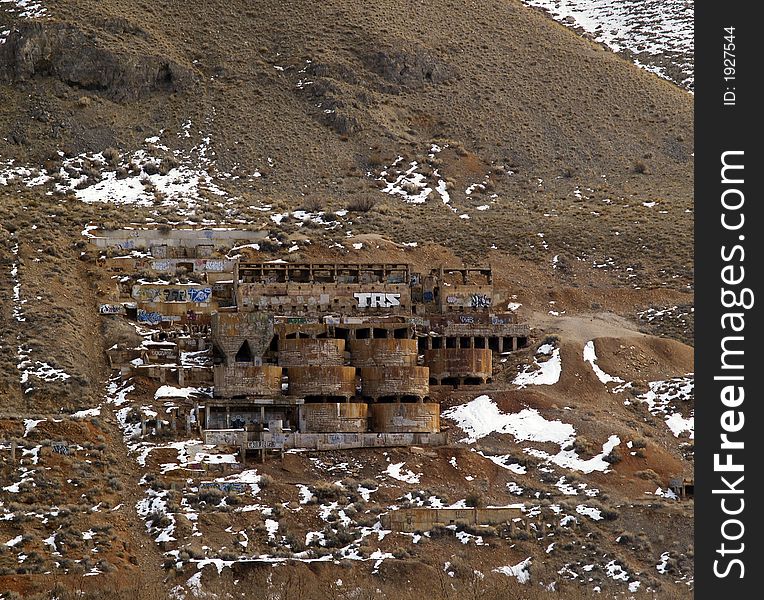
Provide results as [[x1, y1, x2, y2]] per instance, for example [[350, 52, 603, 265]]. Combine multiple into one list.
[[251, 430, 448, 451]]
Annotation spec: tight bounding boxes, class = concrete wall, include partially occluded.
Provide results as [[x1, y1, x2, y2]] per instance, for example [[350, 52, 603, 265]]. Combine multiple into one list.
[[425, 348, 492, 381], [88, 228, 266, 250], [299, 402, 368, 433], [431, 322, 530, 339], [287, 366, 356, 398], [370, 402, 440, 433], [360, 367, 429, 399], [203, 429, 247, 446], [279, 430, 448, 450], [238, 282, 412, 315], [211, 312, 275, 362], [438, 285, 496, 313], [213, 364, 282, 398], [349, 339, 418, 367], [278, 338, 346, 367]]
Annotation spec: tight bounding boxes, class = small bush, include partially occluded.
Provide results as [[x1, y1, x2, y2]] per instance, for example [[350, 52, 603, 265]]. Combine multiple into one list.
[[102, 147, 121, 167], [312, 482, 343, 502], [159, 156, 179, 175], [604, 448, 623, 464], [323, 525, 358, 548], [633, 160, 649, 174], [197, 487, 224, 506], [302, 196, 325, 212], [146, 510, 172, 529], [572, 436, 595, 456], [465, 491, 484, 508], [347, 195, 377, 213]]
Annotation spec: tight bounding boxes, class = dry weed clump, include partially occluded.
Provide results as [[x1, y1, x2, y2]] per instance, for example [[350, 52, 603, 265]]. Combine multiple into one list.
[[347, 195, 377, 212]]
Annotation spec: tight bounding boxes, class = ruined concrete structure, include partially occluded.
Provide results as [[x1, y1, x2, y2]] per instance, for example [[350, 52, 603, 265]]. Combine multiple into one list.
[[669, 477, 694, 499], [90, 228, 248, 326], [235, 262, 413, 314], [88, 226, 265, 252], [94, 245, 531, 448], [204, 262, 529, 444]]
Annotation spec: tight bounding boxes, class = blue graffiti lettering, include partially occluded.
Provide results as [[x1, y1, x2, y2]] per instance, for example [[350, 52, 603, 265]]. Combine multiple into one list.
[[137, 309, 163, 324], [188, 287, 212, 303]]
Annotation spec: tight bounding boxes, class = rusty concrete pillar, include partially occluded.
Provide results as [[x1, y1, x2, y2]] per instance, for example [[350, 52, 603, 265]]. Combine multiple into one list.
[[469, 337, 475, 348], [498, 337, 504, 353], [512, 337, 518, 351], [225, 406, 231, 428], [10, 441, 16, 464]]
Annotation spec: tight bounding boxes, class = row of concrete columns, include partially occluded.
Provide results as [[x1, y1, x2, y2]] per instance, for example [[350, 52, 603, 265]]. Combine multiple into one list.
[[206, 404, 268, 430], [421, 335, 520, 352]]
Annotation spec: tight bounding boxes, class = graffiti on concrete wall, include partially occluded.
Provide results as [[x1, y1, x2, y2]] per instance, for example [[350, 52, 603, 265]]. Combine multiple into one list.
[[353, 292, 401, 308], [137, 309, 163, 324], [199, 481, 246, 494], [470, 294, 492, 309], [99, 304, 125, 315], [459, 315, 475, 324], [52, 442, 70, 455], [407, 316, 430, 328], [187, 288, 212, 302], [203, 429, 246, 446], [133, 286, 213, 304], [150, 259, 230, 273], [150, 259, 172, 272]]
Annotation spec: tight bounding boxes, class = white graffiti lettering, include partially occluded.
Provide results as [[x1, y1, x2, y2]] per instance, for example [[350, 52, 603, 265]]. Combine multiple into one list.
[[99, 304, 124, 315], [353, 292, 401, 308], [470, 294, 492, 309]]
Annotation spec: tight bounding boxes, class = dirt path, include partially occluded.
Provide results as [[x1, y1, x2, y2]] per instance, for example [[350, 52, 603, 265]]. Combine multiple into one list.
[[77, 248, 171, 595], [526, 310, 648, 344]]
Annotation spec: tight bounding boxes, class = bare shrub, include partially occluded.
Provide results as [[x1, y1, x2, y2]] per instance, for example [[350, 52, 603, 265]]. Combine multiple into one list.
[[347, 195, 377, 212]]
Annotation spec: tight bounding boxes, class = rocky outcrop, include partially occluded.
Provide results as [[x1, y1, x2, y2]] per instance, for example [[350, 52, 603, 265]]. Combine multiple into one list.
[[0, 21, 193, 102], [364, 45, 453, 87]]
